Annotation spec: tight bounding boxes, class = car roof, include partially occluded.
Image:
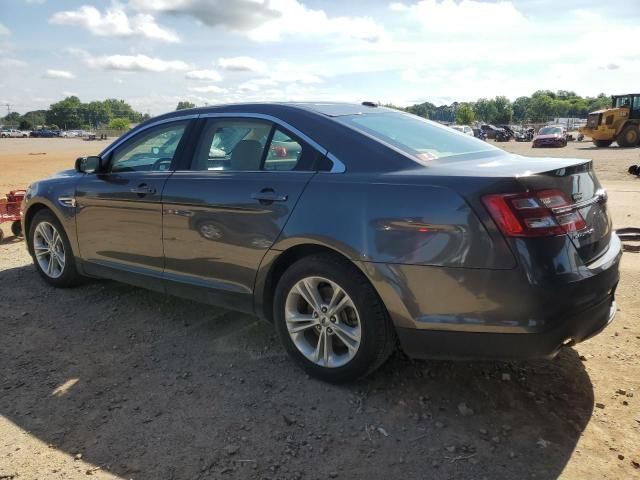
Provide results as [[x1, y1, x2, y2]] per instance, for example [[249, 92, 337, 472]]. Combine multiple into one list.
[[163, 101, 397, 119]]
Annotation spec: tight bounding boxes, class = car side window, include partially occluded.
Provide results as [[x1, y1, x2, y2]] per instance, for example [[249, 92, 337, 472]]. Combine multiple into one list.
[[191, 119, 271, 171], [110, 122, 187, 173], [264, 129, 303, 171]]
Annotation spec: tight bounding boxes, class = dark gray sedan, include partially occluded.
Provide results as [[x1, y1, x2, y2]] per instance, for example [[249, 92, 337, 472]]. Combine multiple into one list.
[[22, 102, 620, 381]]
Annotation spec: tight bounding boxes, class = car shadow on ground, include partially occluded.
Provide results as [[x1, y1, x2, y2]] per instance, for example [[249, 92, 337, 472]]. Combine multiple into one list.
[[0, 264, 594, 480]]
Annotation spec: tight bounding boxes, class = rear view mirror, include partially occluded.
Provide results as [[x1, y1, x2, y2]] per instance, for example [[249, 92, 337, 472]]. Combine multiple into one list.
[[152, 147, 160, 155], [75, 155, 103, 173]]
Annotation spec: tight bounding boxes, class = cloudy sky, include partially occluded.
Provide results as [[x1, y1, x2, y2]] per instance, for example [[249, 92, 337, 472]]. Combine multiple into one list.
[[0, 0, 638, 115]]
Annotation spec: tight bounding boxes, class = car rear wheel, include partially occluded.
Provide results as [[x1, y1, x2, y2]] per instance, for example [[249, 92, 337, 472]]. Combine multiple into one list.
[[617, 125, 640, 148], [29, 210, 83, 287], [593, 139, 613, 148], [274, 253, 395, 382]]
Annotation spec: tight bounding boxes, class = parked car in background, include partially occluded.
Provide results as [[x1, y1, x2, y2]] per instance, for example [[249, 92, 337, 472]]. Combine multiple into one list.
[[1, 128, 28, 138], [515, 128, 535, 142], [532, 126, 567, 148], [451, 125, 474, 136], [22, 102, 620, 382], [480, 124, 506, 140], [30, 129, 61, 138]]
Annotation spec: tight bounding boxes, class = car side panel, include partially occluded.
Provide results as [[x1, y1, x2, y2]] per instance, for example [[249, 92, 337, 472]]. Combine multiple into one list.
[[273, 174, 508, 269]]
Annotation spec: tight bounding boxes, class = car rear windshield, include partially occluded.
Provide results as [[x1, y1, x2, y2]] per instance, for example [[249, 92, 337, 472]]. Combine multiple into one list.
[[337, 112, 499, 163]]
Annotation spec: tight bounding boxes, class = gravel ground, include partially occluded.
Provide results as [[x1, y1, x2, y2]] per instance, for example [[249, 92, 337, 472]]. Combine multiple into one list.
[[0, 138, 639, 479]]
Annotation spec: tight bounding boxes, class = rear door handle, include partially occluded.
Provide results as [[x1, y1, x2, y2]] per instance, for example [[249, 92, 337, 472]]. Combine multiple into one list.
[[130, 184, 156, 195], [251, 190, 288, 203]]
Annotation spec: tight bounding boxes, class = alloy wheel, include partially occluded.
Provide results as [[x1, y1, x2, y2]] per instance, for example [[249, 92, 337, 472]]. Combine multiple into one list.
[[33, 221, 65, 278], [285, 276, 361, 368]]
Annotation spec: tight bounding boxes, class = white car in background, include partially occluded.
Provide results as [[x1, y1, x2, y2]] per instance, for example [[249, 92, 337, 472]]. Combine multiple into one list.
[[451, 125, 474, 136], [0, 128, 28, 138]]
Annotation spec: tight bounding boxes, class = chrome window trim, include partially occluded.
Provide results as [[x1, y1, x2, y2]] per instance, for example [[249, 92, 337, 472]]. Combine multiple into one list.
[[99, 114, 199, 158], [197, 112, 346, 173], [99, 111, 346, 173]]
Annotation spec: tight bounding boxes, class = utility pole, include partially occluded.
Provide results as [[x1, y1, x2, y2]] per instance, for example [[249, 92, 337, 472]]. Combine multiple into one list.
[[2, 103, 10, 116]]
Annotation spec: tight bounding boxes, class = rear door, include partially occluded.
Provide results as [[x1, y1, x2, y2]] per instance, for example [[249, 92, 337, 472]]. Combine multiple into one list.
[[161, 116, 321, 311], [75, 120, 191, 290]]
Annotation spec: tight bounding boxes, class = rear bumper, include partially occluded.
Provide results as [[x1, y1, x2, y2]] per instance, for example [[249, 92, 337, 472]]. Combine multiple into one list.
[[362, 234, 621, 361], [396, 290, 617, 360]]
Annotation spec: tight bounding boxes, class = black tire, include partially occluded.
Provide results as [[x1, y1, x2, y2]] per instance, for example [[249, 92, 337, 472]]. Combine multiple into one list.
[[593, 139, 613, 148], [0, 229, 4, 243], [29, 209, 83, 287], [274, 253, 395, 382], [617, 125, 640, 148], [11, 220, 22, 237]]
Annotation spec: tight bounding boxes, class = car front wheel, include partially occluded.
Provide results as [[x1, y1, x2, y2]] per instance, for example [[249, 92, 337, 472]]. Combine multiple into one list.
[[274, 253, 395, 382], [29, 209, 83, 287]]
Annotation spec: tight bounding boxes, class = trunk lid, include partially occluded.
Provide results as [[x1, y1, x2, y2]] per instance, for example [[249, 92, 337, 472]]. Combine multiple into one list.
[[404, 153, 612, 264]]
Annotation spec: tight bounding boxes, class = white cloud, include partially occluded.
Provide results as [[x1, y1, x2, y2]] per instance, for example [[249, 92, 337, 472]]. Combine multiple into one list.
[[130, 0, 386, 43], [129, 0, 281, 29], [50, 5, 179, 43], [217, 56, 266, 73], [89, 54, 189, 72], [0, 23, 10, 36], [389, 0, 526, 33], [247, 0, 387, 42], [0, 58, 27, 68], [187, 85, 228, 93], [185, 69, 222, 81], [43, 69, 75, 79]]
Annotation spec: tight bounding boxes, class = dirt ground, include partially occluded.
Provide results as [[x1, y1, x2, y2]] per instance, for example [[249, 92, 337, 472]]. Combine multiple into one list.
[[0, 137, 639, 480]]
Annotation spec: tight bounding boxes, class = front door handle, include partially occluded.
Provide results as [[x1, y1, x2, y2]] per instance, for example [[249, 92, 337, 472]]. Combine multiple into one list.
[[130, 184, 156, 196], [251, 189, 288, 203]]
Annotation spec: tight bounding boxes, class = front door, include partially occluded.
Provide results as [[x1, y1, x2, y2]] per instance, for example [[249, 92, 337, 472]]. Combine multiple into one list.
[[75, 120, 190, 290], [161, 117, 319, 311]]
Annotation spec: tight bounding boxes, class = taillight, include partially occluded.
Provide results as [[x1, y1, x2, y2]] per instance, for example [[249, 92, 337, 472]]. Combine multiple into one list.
[[482, 189, 586, 237]]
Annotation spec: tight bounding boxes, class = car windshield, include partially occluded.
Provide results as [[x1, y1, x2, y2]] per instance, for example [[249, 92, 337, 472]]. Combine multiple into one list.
[[337, 112, 498, 162], [539, 127, 562, 135]]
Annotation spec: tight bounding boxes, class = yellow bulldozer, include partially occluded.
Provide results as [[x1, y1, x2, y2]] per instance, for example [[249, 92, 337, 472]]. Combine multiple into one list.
[[579, 93, 640, 147]]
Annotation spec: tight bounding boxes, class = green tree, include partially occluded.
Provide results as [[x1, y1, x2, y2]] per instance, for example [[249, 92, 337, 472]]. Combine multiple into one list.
[[455, 104, 475, 124], [108, 117, 130, 130], [528, 94, 555, 121], [21, 110, 47, 129], [176, 101, 196, 110], [2, 112, 21, 126], [474, 98, 497, 122], [492, 96, 513, 124], [512, 96, 530, 122], [47, 96, 83, 129]]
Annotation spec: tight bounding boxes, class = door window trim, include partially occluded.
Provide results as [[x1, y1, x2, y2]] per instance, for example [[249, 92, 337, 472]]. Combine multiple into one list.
[[101, 112, 346, 173]]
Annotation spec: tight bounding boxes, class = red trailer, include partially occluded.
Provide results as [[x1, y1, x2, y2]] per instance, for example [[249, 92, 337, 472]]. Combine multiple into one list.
[[0, 189, 26, 242]]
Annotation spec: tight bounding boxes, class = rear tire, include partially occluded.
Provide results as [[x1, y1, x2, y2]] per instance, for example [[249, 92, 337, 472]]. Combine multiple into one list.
[[617, 125, 640, 148], [29, 209, 83, 287], [274, 253, 395, 382], [593, 139, 613, 148]]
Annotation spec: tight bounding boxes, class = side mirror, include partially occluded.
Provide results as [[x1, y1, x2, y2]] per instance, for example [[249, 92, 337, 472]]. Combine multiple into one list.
[[75, 155, 103, 173]]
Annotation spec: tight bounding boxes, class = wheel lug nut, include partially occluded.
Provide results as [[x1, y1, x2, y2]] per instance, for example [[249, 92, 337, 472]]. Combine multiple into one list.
[[321, 307, 327, 313], [330, 316, 336, 323], [327, 328, 333, 334], [313, 312, 318, 318]]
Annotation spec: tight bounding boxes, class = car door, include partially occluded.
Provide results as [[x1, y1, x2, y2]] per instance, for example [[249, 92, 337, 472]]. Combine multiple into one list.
[[161, 116, 322, 312], [75, 119, 192, 290]]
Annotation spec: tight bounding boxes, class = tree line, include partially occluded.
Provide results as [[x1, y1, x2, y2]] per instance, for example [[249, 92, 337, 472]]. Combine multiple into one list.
[[0, 96, 150, 131], [393, 90, 612, 125]]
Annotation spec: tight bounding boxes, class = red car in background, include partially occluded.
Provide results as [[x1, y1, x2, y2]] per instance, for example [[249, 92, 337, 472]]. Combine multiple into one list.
[[532, 126, 567, 148]]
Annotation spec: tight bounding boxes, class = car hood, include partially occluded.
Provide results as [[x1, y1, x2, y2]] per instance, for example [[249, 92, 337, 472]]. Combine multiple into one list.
[[50, 168, 79, 178], [534, 134, 562, 140]]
